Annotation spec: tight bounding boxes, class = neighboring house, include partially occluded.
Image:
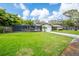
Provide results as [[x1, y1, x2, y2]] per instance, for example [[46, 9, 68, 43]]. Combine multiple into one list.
[[52, 25, 63, 30], [12, 24, 53, 32], [42, 24, 52, 32], [12, 24, 42, 32], [1, 24, 64, 33], [63, 26, 79, 30]]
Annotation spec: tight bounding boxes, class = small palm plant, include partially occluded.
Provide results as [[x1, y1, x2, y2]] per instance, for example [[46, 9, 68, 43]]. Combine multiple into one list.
[[42, 26, 47, 32]]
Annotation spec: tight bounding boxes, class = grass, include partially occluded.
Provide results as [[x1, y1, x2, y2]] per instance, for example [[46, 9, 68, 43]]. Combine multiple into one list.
[[53, 30, 79, 35], [0, 32, 72, 56]]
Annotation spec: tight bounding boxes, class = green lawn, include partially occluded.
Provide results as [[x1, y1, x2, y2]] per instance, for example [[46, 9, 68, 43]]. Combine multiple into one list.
[[53, 30, 79, 35], [0, 32, 72, 56]]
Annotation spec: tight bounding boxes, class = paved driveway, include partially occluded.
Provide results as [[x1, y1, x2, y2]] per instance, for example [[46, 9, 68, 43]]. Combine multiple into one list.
[[50, 32, 79, 38], [49, 31, 79, 56]]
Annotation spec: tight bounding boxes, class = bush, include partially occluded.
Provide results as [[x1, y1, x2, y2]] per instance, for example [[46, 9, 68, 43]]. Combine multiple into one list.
[[0, 26, 4, 33], [0, 26, 13, 33], [3, 27, 13, 33]]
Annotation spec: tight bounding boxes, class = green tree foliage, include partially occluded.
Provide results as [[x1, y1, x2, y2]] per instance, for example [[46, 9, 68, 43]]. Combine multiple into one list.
[[63, 9, 79, 27], [25, 20, 34, 25], [63, 9, 79, 18], [63, 9, 79, 30], [62, 19, 74, 27], [0, 8, 34, 26], [0, 8, 6, 16]]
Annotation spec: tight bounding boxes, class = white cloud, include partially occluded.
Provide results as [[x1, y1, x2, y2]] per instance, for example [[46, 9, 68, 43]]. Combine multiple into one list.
[[31, 8, 66, 22], [49, 3, 58, 5], [48, 11, 61, 20], [48, 3, 79, 21], [19, 3, 30, 20], [18, 14, 21, 17], [31, 8, 49, 20], [14, 3, 30, 20], [59, 3, 79, 13], [14, 3, 26, 10], [14, 3, 18, 8], [19, 3, 26, 10], [31, 9, 41, 16], [23, 9, 30, 17], [22, 9, 30, 20], [38, 8, 49, 19], [14, 3, 79, 21], [48, 11, 69, 21], [39, 18, 49, 22]]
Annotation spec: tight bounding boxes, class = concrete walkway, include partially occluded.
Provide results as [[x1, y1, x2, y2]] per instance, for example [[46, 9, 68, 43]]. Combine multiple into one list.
[[50, 32, 79, 38]]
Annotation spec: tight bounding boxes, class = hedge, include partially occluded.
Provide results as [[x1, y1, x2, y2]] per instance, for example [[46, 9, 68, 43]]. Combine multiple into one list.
[[0, 26, 4, 33], [0, 26, 13, 33]]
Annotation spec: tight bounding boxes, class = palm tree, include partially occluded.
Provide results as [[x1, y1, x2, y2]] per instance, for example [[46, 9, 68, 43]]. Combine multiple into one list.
[[42, 26, 47, 32]]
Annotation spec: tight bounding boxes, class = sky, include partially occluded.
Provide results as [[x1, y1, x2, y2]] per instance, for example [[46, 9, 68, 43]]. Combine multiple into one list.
[[0, 3, 79, 22]]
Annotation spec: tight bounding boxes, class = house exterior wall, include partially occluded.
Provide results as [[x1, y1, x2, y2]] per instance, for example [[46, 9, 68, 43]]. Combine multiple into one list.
[[42, 24, 52, 32], [52, 25, 63, 30]]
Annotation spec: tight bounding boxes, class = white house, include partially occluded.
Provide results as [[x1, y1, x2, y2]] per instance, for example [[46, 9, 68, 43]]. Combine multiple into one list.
[[42, 24, 52, 32], [53, 25, 63, 30]]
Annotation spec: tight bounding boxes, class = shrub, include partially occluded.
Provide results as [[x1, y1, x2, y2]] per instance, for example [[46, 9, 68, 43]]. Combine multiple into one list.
[[0, 26, 4, 33], [3, 27, 13, 33], [0, 26, 13, 33]]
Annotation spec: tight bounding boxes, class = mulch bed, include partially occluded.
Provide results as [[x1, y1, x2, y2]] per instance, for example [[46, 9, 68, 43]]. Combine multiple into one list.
[[61, 38, 79, 56]]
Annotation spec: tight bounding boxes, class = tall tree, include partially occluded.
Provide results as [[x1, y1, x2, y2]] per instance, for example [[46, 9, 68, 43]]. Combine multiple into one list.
[[0, 8, 23, 26], [0, 8, 6, 26], [62, 19, 74, 27], [63, 9, 79, 26], [63, 9, 79, 30]]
